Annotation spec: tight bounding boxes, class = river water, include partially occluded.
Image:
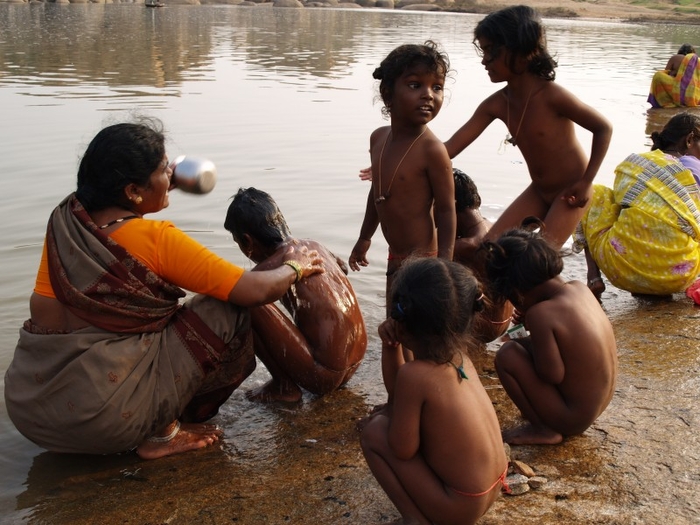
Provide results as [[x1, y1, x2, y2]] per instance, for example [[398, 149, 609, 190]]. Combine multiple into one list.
[[0, 4, 698, 524]]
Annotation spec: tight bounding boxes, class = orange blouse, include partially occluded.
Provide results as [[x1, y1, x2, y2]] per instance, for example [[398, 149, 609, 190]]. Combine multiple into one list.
[[35, 218, 243, 301]]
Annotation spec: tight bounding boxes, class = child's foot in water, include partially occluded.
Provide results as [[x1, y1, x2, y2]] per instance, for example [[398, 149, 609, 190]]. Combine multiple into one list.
[[245, 379, 302, 403]]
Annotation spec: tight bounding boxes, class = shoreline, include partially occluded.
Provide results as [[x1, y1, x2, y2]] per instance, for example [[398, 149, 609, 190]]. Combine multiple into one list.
[[14, 0, 696, 26], [202, 0, 700, 25]]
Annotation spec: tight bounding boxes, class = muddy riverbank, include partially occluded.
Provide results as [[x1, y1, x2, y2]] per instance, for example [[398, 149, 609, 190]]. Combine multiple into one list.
[[7, 256, 699, 524]]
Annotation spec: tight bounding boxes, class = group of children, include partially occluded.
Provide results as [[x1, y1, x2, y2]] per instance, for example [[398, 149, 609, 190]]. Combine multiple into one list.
[[347, 5, 617, 524], [227, 5, 619, 525]]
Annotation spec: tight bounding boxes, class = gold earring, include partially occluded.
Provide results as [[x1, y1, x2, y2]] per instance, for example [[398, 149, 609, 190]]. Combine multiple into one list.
[[134, 195, 143, 205]]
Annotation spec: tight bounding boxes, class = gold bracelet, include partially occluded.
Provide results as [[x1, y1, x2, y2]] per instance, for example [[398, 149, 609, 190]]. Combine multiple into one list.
[[283, 260, 303, 284]]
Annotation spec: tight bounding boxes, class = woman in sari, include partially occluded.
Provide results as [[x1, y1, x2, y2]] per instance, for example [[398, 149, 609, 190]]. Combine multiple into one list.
[[4, 119, 323, 460], [648, 44, 700, 108], [574, 112, 700, 300]]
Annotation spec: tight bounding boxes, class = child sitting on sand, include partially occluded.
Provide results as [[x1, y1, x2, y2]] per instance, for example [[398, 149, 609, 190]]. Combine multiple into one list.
[[360, 258, 508, 525], [482, 218, 617, 445]]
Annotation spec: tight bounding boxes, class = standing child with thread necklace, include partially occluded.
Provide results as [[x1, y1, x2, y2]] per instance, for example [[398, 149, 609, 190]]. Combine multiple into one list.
[[444, 5, 612, 248], [348, 41, 455, 375]]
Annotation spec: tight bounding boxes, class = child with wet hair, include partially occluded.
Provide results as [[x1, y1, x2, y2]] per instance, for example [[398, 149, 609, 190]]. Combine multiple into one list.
[[360, 257, 508, 525], [225, 187, 367, 403], [482, 218, 617, 445]]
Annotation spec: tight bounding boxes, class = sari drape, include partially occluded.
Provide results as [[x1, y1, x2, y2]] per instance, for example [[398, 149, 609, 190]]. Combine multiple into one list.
[[573, 150, 700, 295]]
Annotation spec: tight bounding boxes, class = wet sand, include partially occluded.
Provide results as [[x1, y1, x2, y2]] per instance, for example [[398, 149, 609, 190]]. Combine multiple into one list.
[[8, 252, 700, 524]]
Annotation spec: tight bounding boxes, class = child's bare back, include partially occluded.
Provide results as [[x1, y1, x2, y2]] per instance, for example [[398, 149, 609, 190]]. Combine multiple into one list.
[[484, 220, 617, 445], [360, 258, 507, 525], [511, 279, 617, 442]]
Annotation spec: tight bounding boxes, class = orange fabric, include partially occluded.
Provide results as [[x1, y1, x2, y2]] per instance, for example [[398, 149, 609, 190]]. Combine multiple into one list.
[[35, 219, 242, 301]]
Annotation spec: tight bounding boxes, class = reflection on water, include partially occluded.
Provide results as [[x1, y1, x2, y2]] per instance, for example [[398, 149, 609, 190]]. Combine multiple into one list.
[[1, 4, 700, 522]]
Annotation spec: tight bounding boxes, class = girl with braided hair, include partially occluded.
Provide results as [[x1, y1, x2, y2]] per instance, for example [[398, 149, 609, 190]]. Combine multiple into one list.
[[483, 218, 617, 445], [360, 257, 508, 525]]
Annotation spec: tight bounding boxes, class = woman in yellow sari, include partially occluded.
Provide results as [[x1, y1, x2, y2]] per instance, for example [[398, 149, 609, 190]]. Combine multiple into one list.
[[648, 44, 700, 108], [574, 113, 700, 299]]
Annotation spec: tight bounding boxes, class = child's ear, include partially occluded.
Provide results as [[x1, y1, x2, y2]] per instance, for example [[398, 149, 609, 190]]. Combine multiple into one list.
[[239, 233, 254, 250]]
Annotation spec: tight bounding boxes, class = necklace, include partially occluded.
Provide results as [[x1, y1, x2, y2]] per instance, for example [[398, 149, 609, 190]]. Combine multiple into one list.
[[375, 128, 427, 204], [448, 352, 469, 381], [504, 86, 534, 148], [99, 214, 139, 230]]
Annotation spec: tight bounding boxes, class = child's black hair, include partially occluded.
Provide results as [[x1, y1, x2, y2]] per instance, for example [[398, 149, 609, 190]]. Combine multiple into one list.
[[389, 257, 484, 362], [473, 5, 557, 81], [481, 217, 563, 304], [453, 168, 481, 212], [373, 40, 450, 117], [224, 187, 291, 246]]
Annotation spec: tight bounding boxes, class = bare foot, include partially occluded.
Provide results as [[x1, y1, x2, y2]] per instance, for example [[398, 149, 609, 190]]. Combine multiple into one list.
[[245, 379, 302, 404], [185, 422, 223, 436], [587, 277, 605, 302], [136, 421, 222, 460], [502, 423, 563, 445]]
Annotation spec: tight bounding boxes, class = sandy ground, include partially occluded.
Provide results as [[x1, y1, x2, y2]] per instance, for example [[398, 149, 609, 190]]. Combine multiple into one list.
[[448, 0, 700, 24]]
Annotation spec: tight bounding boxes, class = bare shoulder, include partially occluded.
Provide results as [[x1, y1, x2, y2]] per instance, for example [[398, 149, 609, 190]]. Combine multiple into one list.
[[370, 125, 390, 145], [398, 359, 437, 383], [422, 129, 449, 157], [542, 81, 595, 112], [479, 87, 508, 114]]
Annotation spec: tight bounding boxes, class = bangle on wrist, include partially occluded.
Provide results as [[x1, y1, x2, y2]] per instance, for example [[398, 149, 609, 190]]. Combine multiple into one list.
[[283, 260, 303, 284]]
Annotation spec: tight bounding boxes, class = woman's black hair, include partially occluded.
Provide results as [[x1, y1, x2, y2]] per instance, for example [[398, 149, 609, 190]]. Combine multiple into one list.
[[75, 118, 165, 212], [650, 112, 700, 154], [677, 43, 696, 55], [473, 5, 557, 81], [389, 257, 483, 362], [481, 217, 563, 304], [373, 40, 450, 118], [224, 187, 291, 247]]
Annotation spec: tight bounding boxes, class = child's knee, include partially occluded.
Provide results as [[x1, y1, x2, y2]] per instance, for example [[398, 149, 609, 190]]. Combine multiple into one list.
[[359, 414, 388, 449]]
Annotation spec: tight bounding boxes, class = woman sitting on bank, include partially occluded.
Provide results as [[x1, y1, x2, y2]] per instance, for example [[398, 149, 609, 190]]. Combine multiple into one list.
[[3, 119, 323, 460], [574, 112, 700, 300], [648, 44, 700, 108]]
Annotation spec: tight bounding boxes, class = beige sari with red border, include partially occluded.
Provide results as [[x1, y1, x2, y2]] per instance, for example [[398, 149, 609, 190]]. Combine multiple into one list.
[[4, 195, 255, 454]]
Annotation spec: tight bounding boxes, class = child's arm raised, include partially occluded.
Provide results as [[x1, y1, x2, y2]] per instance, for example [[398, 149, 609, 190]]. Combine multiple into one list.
[[426, 140, 456, 260], [552, 86, 612, 208], [444, 92, 501, 159]]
